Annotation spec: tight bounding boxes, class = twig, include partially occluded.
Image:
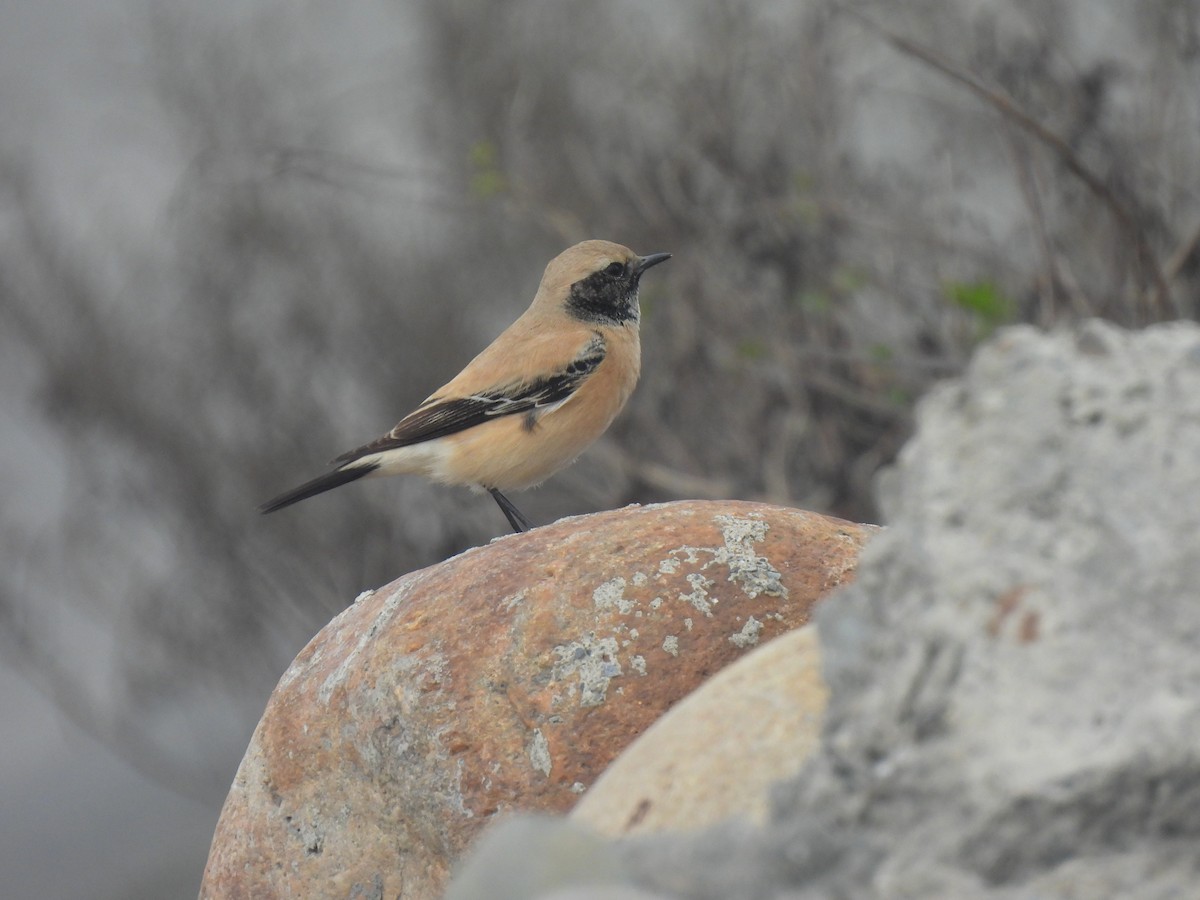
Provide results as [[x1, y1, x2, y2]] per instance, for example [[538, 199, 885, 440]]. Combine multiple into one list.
[[588, 442, 736, 500], [1053, 252, 1095, 316], [802, 369, 915, 421], [840, 7, 1175, 318], [1161, 221, 1200, 286], [1003, 130, 1059, 324]]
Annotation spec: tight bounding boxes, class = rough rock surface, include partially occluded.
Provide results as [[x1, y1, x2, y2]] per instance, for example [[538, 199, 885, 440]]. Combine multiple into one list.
[[571, 625, 825, 837], [443, 817, 633, 900], [200, 501, 872, 900], [445, 320, 1200, 899]]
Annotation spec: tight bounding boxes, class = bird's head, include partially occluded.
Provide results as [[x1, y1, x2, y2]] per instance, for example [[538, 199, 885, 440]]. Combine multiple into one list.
[[539, 240, 671, 326]]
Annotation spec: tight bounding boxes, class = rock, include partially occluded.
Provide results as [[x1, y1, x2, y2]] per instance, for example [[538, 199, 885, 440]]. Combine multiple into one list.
[[439, 320, 1200, 900], [571, 625, 826, 837], [200, 501, 873, 899], [442, 816, 633, 900], [605, 321, 1200, 899]]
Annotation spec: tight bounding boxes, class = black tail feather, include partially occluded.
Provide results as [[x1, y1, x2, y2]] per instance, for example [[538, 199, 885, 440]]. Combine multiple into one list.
[[259, 463, 380, 514]]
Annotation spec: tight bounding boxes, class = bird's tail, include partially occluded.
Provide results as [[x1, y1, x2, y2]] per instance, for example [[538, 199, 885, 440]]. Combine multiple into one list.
[[258, 463, 380, 514]]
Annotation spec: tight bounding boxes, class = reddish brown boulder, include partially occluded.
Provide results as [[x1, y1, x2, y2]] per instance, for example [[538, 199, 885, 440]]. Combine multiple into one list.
[[200, 501, 875, 899]]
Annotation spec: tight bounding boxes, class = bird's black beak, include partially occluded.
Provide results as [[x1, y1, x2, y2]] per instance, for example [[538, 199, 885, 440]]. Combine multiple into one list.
[[636, 252, 671, 273]]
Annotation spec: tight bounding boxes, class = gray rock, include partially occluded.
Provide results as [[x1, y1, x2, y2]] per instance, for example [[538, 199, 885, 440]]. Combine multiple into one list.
[[618, 320, 1200, 899], [447, 321, 1200, 899], [784, 320, 1200, 897], [444, 816, 637, 900]]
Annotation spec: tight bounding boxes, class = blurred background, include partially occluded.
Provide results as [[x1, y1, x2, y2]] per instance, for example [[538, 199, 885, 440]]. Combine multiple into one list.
[[0, 0, 1196, 896]]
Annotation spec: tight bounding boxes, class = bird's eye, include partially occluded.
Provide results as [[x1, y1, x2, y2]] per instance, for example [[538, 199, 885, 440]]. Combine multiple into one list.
[[604, 262, 625, 277]]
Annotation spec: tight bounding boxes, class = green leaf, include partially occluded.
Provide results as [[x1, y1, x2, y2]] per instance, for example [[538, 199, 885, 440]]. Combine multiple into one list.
[[468, 140, 507, 198], [869, 342, 894, 364], [831, 266, 867, 295], [944, 280, 1015, 335], [737, 339, 769, 361], [795, 289, 831, 313], [468, 140, 498, 169], [945, 280, 1012, 319]]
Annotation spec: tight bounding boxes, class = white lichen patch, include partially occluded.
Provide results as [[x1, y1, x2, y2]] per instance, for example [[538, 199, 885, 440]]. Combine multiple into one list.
[[527, 728, 552, 777], [380, 648, 452, 717], [648, 513, 787, 633], [353, 589, 375, 604], [551, 633, 623, 707], [630, 654, 647, 675], [659, 514, 788, 612], [714, 514, 788, 598], [315, 576, 426, 701], [632, 571, 649, 587], [500, 588, 528, 613], [684, 617, 694, 631], [663, 635, 679, 657], [593, 577, 636, 615], [729, 616, 764, 648], [452, 757, 475, 819], [680, 572, 716, 616]]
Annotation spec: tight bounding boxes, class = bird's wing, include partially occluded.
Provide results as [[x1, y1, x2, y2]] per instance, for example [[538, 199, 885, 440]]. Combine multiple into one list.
[[331, 333, 606, 465]]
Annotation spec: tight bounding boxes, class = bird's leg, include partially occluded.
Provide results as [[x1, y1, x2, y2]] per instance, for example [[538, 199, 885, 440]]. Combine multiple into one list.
[[488, 488, 533, 533]]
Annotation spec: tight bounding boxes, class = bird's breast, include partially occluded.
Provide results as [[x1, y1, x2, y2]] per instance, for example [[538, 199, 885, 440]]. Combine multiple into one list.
[[439, 326, 640, 491]]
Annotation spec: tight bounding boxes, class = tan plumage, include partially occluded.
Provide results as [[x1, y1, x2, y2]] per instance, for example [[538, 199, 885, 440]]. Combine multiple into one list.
[[260, 239, 671, 531]]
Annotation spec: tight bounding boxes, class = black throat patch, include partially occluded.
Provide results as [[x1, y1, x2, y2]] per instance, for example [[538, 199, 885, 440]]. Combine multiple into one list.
[[565, 270, 639, 325]]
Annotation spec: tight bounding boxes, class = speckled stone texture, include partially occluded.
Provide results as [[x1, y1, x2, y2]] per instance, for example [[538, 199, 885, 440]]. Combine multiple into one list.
[[571, 625, 826, 837], [441, 320, 1200, 900], [199, 501, 873, 900], [615, 321, 1200, 899]]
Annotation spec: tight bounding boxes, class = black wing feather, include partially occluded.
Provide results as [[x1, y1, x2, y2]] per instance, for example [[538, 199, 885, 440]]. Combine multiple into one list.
[[331, 334, 606, 466]]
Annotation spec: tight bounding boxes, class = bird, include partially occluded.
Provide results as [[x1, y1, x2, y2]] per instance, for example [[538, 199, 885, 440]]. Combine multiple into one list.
[[260, 240, 671, 532]]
